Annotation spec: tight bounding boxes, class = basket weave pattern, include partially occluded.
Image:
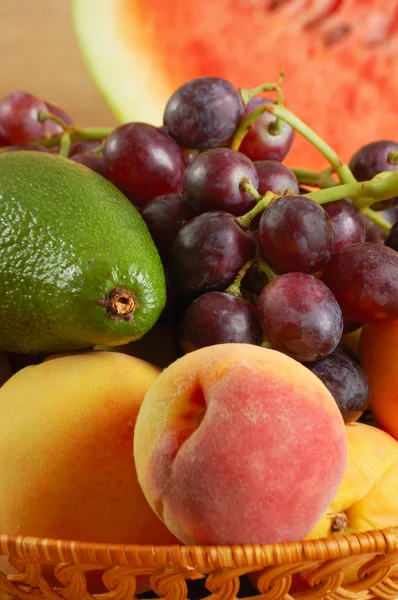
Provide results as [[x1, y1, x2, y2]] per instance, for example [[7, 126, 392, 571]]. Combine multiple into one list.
[[1, 529, 398, 600]]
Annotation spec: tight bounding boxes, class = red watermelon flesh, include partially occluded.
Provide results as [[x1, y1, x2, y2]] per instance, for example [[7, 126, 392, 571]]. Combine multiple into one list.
[[116, 0, 398, 170]]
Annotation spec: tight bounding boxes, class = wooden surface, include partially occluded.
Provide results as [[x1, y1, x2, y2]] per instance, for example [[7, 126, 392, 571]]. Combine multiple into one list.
[[0, 0, 118, 127]]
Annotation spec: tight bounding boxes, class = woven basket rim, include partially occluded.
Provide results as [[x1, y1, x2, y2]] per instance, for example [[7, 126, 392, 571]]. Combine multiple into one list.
[[1, 527, 398, 570]]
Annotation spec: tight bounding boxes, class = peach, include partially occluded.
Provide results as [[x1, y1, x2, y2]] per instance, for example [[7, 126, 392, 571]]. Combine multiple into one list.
[[0, 351, 178, 547], [274, 422, 398, 591], [308, 422, 398, 539], [360, 320, 398, 439], [134, 343, 348, 545]]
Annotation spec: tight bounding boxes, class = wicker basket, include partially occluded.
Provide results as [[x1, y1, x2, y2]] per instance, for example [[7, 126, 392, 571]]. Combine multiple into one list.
[[1, 529, 398, 600]]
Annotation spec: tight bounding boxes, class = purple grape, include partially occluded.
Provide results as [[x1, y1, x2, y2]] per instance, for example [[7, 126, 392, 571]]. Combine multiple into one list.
[[183, 148, 259, 216], [258, 195, 335, 273], [303, 352, 370, 424], [349, 140, 398, 209], [163, 77, 244, 150], [322, 242, 398, 322], [255, 160, 299, 196], [168, 211, 256, 298], [179, 292, 262, 353], [0, 92, 63, 144], [103, 122, 186, 209], [257, 273, 343, 362], [141, 193, 197, 258], [365, 221, 385, 244], [323, 199, 366, 252], [69, 140, 103, 156], [238, 97, 294, 162], [45, 101, 74, 125], [70, 153, 108, 177]]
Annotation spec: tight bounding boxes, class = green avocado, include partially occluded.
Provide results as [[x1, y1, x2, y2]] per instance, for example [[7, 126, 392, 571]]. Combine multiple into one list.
[[0, 151, 166, 353]]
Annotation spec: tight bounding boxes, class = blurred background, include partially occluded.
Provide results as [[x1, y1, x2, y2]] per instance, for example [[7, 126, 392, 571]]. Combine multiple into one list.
[[0, 0, 117, 127]]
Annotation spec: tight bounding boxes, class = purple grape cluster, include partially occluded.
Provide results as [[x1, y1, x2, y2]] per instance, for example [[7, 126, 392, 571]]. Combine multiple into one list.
[[2, 78, 398, 425]]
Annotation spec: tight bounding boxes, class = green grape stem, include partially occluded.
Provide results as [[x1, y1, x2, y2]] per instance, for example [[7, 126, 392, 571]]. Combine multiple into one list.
[[235, 190, 277, 229], [59, 132, 71, 157], [239, 178, 262, 202], [224, 259, 256, 296], [29, 126, 114, 149], [291, 167, 338, 189]]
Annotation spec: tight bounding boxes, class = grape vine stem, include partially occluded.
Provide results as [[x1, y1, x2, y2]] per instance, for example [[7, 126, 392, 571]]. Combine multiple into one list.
[[29, 127, 114, 149]]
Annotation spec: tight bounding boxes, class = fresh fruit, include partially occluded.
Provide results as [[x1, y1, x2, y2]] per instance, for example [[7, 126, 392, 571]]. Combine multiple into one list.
[[141, 193, 197, 259], [250, 422, 398, 592], [167, 211, 256, 298], [0, 151, 165, 353], [183, 148, 259, 216], [0, 91, 64, 144], [71, 1, 398, 170], [238, 97, 295, 163], [163, 76, 244, 150], [103, 122, 186, 208], [360, 319, 398, 439], [258, 195, 335, 273], [179, 292, 262, 353], [349, 140, 398, 185], [257, 273, 343, 362], [303, 352, 370, 423], [134, 343, 347, 545], [0, 351, 178, 548], [71, 152, 108, 177], [308, 423, 398, 538], [322, 243, 398, 322], [323, 199, 366, 252], [254, 160, 299, 196]]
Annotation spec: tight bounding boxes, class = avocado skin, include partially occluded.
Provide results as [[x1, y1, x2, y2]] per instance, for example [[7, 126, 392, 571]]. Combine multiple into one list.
[[0, 151, 166, 353]]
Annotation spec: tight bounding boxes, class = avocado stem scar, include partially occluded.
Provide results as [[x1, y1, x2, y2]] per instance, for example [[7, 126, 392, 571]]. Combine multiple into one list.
[[99, 287, 137, 321]]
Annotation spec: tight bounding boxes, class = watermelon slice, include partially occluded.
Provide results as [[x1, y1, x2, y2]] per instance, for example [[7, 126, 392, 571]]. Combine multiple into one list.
[[71, 0, 398, 170]]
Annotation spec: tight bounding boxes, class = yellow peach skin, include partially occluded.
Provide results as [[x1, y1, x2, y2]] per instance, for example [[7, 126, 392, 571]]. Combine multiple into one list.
[[134, 343, 348, 546], [308, 422, 398, 539], [0, 351, 178, 547]]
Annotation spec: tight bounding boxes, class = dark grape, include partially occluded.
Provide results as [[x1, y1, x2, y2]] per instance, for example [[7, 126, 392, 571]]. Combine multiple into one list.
[[103, 122, 186, 209], [71, 153, 108, 177], [141, 193, 197, 258], [163, 77, 243, 150], [303, 352, 370, 424], [255, 160, 299, 196], [322, 242, 398, 322], [0, 91, 64, 144], [365, 221, 385, 244], [45, 102, 74, 125], [238, 97, 294, 162], [69, 140, 103, 156], [349, 140, 398, 181], [179, 292, 262, 353], [349, 140, 398, 209], [258, 195, 335, 273], [323, 199, 366, 251], [257, 273, 343, 362], [183, 148, 259, 216], [168, 211, 256, 298]]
